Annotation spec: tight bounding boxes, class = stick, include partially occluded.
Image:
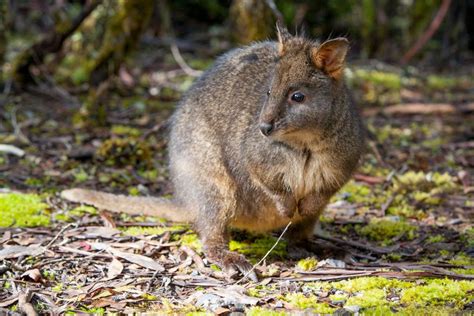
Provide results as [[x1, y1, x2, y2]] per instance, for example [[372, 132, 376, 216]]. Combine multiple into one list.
[[171, 43, 203, 77], [18, 290, 37, 316], [235, 221, 292, 284], [401, 0, 452, 64]]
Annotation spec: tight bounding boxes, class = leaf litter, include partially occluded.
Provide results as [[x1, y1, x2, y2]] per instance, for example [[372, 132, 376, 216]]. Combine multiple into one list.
[[0, 60, 473, 314]]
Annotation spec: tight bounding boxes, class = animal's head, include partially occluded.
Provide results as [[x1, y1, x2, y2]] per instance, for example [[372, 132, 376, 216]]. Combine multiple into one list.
[[259, 23, 351, 147]]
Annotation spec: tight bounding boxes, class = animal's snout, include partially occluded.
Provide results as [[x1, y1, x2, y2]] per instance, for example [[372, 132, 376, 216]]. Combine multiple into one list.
[[259, 122, 274, 136]]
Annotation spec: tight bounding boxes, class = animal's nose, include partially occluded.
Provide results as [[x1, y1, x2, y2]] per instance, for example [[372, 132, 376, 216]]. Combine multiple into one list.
[[259, 122, 274, 136]]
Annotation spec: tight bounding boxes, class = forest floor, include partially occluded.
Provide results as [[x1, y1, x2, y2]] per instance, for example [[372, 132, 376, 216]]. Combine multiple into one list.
[[0, 53, 473, 315]]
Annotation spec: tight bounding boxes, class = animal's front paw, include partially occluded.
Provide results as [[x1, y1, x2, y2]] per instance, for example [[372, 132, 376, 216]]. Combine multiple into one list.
[[221, 251, 257, 282], [287, 243, 315, 260]]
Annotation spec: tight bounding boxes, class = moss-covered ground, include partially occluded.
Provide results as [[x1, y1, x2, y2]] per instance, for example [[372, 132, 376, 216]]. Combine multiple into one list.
[[1, 34, 473, 314]]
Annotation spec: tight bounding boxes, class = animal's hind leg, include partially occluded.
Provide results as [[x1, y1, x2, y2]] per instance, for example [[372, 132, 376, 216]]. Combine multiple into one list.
[[190, 178, 258, 281]]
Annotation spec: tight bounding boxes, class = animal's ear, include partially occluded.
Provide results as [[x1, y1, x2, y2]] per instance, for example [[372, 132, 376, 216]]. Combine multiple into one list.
[[311, 38, 349, 80], [276, 20, 291, 56]]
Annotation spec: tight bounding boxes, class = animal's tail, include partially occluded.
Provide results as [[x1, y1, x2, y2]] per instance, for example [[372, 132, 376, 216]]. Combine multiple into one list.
[[61, 188, 192, 222]]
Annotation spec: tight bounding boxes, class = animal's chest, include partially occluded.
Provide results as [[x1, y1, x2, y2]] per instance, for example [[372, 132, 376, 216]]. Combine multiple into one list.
[[283, 153, 337, 200]]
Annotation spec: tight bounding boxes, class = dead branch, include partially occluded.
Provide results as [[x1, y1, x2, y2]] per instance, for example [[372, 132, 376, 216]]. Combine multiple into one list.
[[12, 0, 101, 86], [364, 102, 474, 116], [401, 0, 451, 64]]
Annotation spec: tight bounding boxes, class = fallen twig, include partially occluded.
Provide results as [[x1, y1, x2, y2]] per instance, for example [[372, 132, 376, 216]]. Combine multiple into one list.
[[0, 144, 25, 157], [171, 43, 203, 77], [314, 232, 399, 254], [236, 221, 292, 284], [364, 102, 474, 116], [18, 289, 38, 316]]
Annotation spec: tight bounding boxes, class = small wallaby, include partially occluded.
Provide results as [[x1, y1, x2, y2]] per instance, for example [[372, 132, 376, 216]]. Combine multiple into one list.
[[62, 23, 364, 281]]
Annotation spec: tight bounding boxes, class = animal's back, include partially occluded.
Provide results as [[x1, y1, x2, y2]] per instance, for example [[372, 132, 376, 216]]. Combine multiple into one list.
[[169, 42, 278, 210]]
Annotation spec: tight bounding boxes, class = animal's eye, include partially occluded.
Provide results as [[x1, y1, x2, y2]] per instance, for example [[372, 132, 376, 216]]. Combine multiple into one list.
[[267, 90, 271, 96], [290, 92, 305, 103]]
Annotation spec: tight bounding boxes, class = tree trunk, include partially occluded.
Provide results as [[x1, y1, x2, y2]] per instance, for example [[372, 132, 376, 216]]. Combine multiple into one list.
[[84, 0, 154, 126], [229, 0, 275, 45], [88, 0, 154, 86], [0, 1, 7, 75], [10, 0, 100, 86]]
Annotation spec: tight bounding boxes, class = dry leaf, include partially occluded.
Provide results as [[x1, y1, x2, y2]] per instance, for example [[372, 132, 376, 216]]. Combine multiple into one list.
[[91, 242, 164, 272], [21, 268, 43, 283], [0, 296, 18, 307], [0, 245, 44, 260], [106, 258, 124, 280]]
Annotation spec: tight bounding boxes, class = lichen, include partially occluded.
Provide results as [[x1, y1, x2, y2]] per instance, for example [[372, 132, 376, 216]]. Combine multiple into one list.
[[331, 277, 412, 293], [229, 236, 287, 261], [448, 253, 473, 266], [357, 218, 417, 245], [451, 268, 474, 275], [296, 257, 318, 271], [426, 235, 445, 244], [181, 233, 202, 253], [96, 137, 152, 167], [400, 279, 474, 308], [110, 125, 141, 137], [0, 193, 50, 227], [122, 225, 188, 236], [345, 288, 387, 309], [285, 293, 336, 314], [55, 205, 98, 223], [246, 307, 287, 316]]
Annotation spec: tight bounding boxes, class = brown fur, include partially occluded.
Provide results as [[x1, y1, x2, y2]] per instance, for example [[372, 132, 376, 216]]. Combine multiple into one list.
[[62, 25, 364, 281]]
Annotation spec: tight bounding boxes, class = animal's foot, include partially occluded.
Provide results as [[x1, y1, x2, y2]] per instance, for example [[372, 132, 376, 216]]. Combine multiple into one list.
[[287, 243, 315, 260], [207, 249, 257, 282], [222, 251, 257, 282]]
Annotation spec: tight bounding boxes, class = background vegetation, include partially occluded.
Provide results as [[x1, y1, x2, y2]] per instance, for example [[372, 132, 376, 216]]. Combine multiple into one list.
[[0, 0, 473, 314]]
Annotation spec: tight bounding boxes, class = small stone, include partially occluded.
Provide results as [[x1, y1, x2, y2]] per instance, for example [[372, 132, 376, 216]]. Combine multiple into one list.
[[196, 293, 223, 309], [317, 259, 346, 268], [344, 305, 360, 313]]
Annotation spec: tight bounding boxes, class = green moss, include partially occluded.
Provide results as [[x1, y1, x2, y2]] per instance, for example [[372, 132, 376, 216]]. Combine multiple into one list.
[[229, 236, 287, 261], [384, 253, 402, 261], [331, 277, 412, 293], [345, 288, 387, 309], [426, 235, 445, 244], [246, 307, 287, 316], [357, 219, 417, 245], [25, 177, 43, 187], [285, 293, 336, 314], [426, 75, 468, 90], [96, 137, 152, 167], [79, 307, 105, 315], [329, 293, 348, 303], [337, 180, 372, 204], [448, 253, 473, 266], [181, 233, 202, 253], [354, 69, 402, 90], [122, 225, 187, 236], [210, 264, 221, 271], [297, 257, 318, 271], [0, 193, 50, 227], [69, 205, 98, 216], [52, 283, 63, 292], [72, 168, 89, 183], [462, 227, 474, 247], [110, 125, 141, 137], [451, 268, 474, 275], [393, 171, 457, 195], [138, 169, 159, 181], [400, 279, 474, 308], [127, 186, 140, 196]]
